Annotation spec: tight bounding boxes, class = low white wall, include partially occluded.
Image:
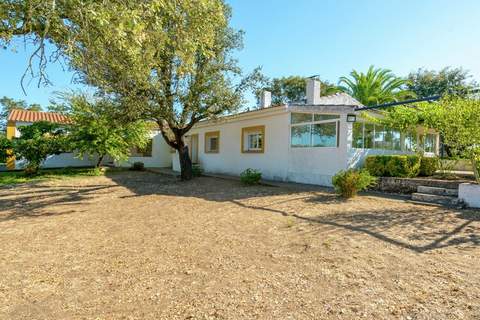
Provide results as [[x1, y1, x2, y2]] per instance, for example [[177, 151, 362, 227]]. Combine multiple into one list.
[[172, 152, 180, 171], [458, 183, 480, 208], [15, 153, 100, 169]]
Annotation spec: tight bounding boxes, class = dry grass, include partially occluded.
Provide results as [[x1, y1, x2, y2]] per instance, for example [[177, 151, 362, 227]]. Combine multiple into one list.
[[1, 171, 479, 319]]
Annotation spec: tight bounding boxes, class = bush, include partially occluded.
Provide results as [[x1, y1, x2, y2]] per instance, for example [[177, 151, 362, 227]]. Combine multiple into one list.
[[240, 168, 262, 185], [419, 157, 439, 176], [364, 155, 421, 177], [131, 161, 145, 171], [192, 164, 203, 177], [332, 169, 377, 199]]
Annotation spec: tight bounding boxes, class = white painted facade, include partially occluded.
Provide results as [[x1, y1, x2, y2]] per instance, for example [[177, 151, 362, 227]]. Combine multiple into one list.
[[116, 130, 172, 168], [170, 90, 439, 187], [7, 81, 438, 186], [171, 102, 425, 186]]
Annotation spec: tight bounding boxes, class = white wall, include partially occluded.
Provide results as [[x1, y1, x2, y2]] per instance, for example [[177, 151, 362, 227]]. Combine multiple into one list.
[[459, 183, 480, 208], [287, 115, 349, 186], [177, 110, 358, 186], [117, 131, 172, 168], [186, 112, 291, 181]]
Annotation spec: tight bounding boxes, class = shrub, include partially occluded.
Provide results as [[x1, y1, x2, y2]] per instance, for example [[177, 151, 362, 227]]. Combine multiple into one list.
[[13, 122, 70, 175], [131, 161, 145, 171], [240, 168, 262, 185], [332, 169, 377, 199], [419, 157, 439, 176], [192, 164, 203, 177], [364, 155, 421, 177]]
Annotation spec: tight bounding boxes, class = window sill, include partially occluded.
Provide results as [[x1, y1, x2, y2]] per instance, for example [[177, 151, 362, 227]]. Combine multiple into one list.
[[242, 150, 264, 154]]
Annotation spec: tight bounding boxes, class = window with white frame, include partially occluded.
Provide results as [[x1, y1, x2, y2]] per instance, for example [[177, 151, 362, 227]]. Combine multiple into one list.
[[242, 126, 265, 153], [352, 122, 430, 152], [290, 113, 340, 148], [423, 133, 437, 153]]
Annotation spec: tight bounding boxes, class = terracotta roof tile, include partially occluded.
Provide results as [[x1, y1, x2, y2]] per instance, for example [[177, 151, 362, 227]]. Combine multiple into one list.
[[7, 109, 70, 124]]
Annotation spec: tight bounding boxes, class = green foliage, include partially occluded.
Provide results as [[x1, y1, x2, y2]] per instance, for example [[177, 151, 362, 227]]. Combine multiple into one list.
[[379, 96, 480, 182], [131, 162, 145, 171], [339, 66, 414, 106], [407, 67, 477, 98], [12, 121, 70, 174], [240, 168, 262, 185], [332, 169, 377, 199], [67, 94, 150, 167], [1, 0, 260, 180], [419, 157, 439, 176], [364, 155, 421, 177], [192, 164, 203, 177], [0, 135, 12, 163], [0, 167, 105, 186], [261, 76, 340, 105]]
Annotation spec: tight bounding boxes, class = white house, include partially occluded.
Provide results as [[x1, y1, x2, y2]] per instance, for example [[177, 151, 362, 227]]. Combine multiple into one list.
[[6, 79, 439, 186], [175, 79, 439, 186]]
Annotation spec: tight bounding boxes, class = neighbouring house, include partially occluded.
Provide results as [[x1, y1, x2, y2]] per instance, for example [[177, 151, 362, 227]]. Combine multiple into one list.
[[5, 79, 439, 186], [5, 109, 172, 170]]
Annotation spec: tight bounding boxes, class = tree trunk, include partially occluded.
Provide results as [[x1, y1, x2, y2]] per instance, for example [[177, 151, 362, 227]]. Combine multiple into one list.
[[96, 154, 105, 168], [178, 145, 193, 181], [472, 158, 480, 183]]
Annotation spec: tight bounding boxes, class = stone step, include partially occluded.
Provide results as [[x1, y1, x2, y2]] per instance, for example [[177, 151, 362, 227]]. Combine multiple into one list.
[[417, 186, 458, 197], [411, 193, 462, 206]]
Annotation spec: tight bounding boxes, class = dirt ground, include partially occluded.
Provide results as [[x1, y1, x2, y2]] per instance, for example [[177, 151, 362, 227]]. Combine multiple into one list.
[[1, 171, 479, 319]]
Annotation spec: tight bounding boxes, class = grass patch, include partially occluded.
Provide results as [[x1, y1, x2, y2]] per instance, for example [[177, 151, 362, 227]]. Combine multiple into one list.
[[0, 167, 120, 186]]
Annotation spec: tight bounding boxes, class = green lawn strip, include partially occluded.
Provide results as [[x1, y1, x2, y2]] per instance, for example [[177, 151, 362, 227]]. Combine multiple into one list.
[[0, 167, 124, 186]]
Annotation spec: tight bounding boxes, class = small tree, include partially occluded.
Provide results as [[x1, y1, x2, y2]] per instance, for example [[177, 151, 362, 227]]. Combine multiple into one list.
[[12, 121, 69, 174], [0, 135, 13, 163], [262, 76, 340, 105], [422, 97, 480, 182], [407, 67, 477, 98], [378, 96, 480, 182], [67, 95, 150, 168]]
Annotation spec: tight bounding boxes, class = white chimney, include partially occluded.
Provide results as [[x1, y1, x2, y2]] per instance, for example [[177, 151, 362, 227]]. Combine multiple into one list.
[[306, 78, 321, 105], [259, 90, 272, 108]]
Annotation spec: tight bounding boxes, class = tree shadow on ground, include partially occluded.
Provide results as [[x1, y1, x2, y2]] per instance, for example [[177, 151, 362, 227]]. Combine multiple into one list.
[[0, 181, 117, 222], [106, 171, 480, 253], [3, 171, 478, 254]]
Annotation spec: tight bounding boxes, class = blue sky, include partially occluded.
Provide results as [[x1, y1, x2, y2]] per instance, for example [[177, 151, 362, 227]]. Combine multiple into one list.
[[1, 0, 479, 108]]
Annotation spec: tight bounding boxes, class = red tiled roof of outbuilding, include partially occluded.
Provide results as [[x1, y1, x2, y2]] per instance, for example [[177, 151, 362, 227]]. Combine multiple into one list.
[[7, 109, 70, 124]]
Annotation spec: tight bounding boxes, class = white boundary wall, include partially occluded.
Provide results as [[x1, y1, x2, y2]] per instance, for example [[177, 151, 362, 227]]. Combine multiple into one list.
[[459, 183, 480, 208]]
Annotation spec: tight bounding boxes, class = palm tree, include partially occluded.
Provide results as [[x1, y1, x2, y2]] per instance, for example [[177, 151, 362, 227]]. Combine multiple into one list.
[[338, 66, 414, 106]]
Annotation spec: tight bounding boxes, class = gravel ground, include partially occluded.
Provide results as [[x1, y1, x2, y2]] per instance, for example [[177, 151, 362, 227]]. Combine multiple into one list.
[[1, 171, 479, 319]]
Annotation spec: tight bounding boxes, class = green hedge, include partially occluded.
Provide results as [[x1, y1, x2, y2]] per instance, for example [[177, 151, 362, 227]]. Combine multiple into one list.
[[419, 157, 439, 176], [365, 155, 439, 177]]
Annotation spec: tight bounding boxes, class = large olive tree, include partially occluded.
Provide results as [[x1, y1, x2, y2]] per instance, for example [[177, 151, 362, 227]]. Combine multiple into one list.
[[1, 0, 257, 179]]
